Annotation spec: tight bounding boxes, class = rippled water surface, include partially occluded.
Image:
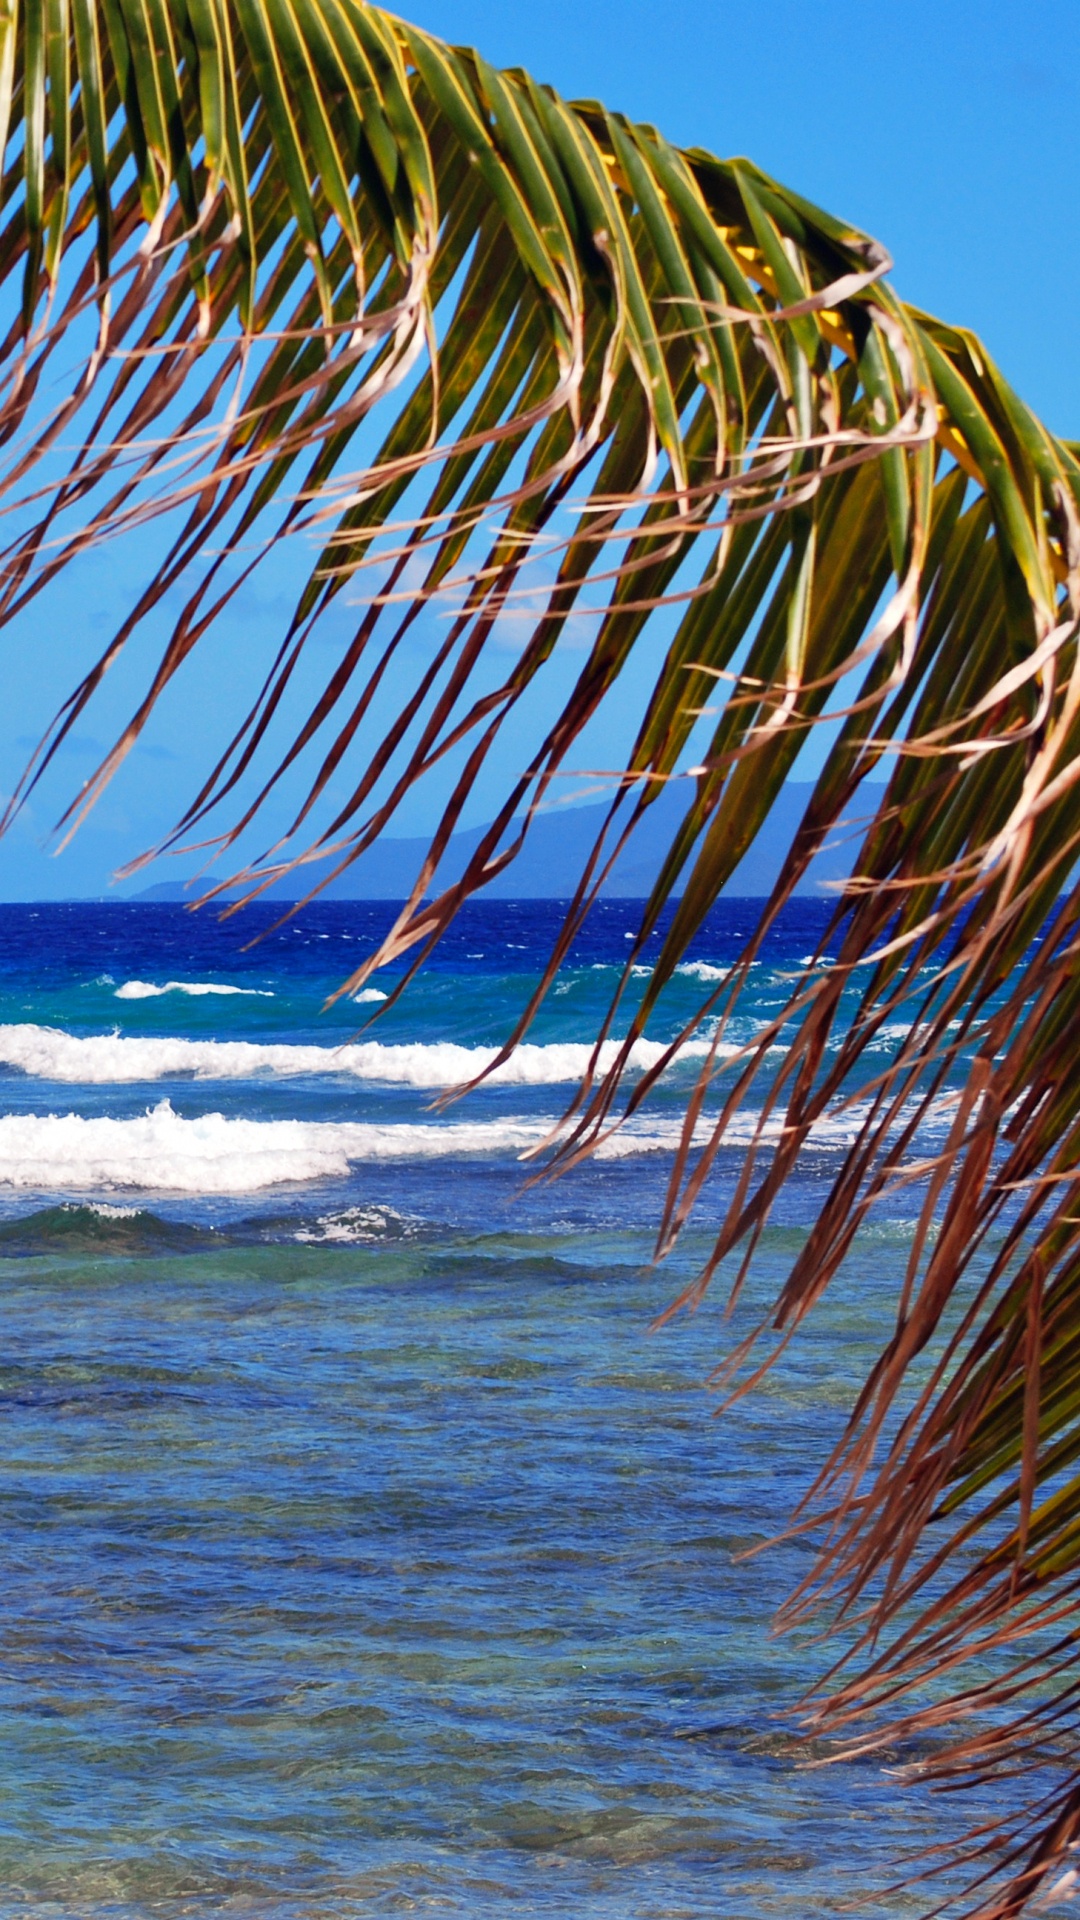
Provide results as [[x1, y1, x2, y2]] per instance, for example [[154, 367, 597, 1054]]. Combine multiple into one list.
[[0, 902, 1004, 1915]]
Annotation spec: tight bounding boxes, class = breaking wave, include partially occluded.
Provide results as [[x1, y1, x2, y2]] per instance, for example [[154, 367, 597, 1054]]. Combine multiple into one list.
[[115, 980, 274, 999], [0, 1202, 212, 1255], [293, 1204, 417, 1244], [0, 1023, 717, 1088], [0, 1096, 920, 1194], [0, 1102, 558, 1192]]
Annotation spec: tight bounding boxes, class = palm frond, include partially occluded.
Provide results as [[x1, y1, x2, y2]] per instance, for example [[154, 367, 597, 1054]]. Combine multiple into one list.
[[1, 5, 1080, 1910]]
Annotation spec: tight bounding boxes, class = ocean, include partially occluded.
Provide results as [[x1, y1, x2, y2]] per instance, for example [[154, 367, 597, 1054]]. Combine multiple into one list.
[[0, 898, 1003, 1917]]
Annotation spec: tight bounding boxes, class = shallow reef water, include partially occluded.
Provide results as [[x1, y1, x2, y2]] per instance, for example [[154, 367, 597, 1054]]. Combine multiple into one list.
[[0, 901, 1008, 1916]]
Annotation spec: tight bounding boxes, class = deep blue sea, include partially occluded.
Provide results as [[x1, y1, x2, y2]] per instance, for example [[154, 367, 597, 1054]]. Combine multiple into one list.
[[0, 899, 1005, 1917]]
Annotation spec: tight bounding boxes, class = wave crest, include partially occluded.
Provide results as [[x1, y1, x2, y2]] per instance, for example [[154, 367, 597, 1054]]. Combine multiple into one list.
[[0, 1102, 558, 1192], [115, 980, 273, 999], [0, 1024, 715, 1088], [0, 1097, 890, 1194], [0, 1200, 212, 1253]]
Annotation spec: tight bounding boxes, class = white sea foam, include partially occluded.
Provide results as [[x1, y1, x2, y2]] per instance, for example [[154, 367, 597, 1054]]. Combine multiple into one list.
[[115, 980, 273, 1000], [0, 1102, 662, 1192], [0, 1102, 349, 1191], [353, 988, 388, 1004], [294, 1204, 415, 1244], [0, 1024, 717, 1088], [0, 1096, 894, 1193], [676, 961, 728, 983], [0, 1102, 519, 1192]]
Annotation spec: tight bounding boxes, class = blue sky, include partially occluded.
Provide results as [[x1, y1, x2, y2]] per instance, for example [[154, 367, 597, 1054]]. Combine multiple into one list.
[[1, 0, 1076, 897], [406, 0, 1080, 440]]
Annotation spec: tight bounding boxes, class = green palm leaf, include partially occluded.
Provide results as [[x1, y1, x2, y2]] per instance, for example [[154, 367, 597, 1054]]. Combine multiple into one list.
[[1, 5, 1079, 1910]]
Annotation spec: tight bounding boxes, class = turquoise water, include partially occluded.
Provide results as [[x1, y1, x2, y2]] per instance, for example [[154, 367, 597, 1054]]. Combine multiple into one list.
[[0, 902, 1001, 1915]]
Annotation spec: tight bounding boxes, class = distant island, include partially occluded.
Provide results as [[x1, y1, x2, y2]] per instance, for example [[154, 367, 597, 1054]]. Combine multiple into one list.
[[132, 780, 859, 903]]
